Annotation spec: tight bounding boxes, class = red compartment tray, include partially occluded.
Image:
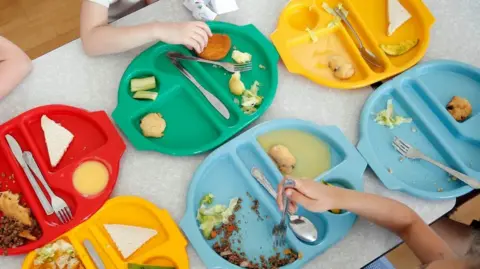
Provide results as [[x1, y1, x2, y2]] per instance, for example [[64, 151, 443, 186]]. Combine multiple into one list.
[[0, 105, 126, 255]]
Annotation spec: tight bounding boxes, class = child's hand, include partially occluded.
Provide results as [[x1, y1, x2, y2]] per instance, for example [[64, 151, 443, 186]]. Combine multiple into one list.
[[157, 22, 212, 53], [276, 178, 343, 213]]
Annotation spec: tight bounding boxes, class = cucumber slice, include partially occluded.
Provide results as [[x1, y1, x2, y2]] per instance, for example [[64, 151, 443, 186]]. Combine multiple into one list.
[[133, 91, 158, 100], [131, 77, 156, 92]]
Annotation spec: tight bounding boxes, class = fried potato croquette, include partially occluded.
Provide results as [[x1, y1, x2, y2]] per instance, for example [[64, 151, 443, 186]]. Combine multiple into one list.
[[268, 145, 296, 175], [446, 96, 472, 122], [0, 191, 32, 226], [198, 34, 231, 61], [140, 113, 166, 138]]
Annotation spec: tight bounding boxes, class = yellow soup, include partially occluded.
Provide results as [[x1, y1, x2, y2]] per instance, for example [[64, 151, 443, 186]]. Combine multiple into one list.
[[73, 161, 109, 197], [257, 129, 331, 179]]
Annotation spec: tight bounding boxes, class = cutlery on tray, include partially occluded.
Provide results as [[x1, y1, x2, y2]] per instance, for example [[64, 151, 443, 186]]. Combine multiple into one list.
[[393, 137, 480, 189], [167, 51, 252, 73], [83, 239, 106, 269], [168, 57, 231, 119], [251, 168, 318, 244], [5, 134, 73, 223], [333, 7, 383, 69], [23, 151, 73, 223], [5, 135, 54, 215], [272, 178, 296, 247]]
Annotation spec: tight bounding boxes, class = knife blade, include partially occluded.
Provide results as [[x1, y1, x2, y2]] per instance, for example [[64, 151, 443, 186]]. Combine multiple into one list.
[[5, 135, 54, 215], [170, 58, 231, 119], [83, 239, 106, 269], [128, 264, 175, 269]]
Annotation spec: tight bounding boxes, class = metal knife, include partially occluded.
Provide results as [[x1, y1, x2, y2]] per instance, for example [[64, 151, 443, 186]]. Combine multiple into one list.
[[83, 239, 106, 269], [169, 58, 231, 119], [5, 135, 54, 215]]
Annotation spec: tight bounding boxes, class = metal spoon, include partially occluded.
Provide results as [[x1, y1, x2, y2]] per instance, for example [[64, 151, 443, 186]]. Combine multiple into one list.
[[251, 168, 318, 243], [333, 7, 383, 69]]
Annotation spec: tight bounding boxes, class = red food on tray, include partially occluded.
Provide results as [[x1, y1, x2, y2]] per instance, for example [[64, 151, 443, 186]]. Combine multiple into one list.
[[0, 105, 126, 255]]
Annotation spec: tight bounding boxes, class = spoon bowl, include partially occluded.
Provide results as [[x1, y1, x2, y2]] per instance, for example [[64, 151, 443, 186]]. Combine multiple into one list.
[[251, 168, 318, 244]]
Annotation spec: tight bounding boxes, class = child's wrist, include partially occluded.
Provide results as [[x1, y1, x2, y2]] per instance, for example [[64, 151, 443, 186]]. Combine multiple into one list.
[[151, 21, 164, 41], [331, 187, 352, 210]]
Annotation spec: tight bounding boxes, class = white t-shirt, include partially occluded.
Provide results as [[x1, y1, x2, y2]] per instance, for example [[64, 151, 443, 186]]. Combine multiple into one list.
[[88, 0, 147, 22]]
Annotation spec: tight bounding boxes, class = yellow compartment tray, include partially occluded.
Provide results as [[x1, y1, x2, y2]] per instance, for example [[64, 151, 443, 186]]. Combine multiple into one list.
[[22, 196, 189, 269], [271, 0, 435, 89]]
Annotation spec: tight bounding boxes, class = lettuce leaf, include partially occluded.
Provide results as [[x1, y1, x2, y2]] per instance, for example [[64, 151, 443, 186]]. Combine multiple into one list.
[[375, 99, 412, 128], [197, 195, 239, 238]]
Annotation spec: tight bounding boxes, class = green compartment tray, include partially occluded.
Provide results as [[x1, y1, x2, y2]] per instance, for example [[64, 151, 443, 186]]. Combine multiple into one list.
[[112, 22, 279, 156]]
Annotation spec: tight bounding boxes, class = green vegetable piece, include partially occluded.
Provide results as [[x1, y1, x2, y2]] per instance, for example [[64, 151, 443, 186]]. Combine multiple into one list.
[[374, 99, 412, 129], [197, 197, 239, 239], [199, 193, 214, 206], [133, 91, 158, 100], [131, 76, 156, 92]]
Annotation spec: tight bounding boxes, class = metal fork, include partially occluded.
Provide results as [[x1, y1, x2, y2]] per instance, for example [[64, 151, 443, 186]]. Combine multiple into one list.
[[23, 152, 73, 223], [392, 137, 480, 189], [166, 52, 252, 73], [272, 178, 296, 247], [333, 7, 383, 69]]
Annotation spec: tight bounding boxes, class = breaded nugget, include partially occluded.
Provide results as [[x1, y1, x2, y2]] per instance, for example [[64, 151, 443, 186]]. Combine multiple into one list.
[[268, 145, 296, 175], [446, 96, 472, 122], [198, 34, 231, 61]]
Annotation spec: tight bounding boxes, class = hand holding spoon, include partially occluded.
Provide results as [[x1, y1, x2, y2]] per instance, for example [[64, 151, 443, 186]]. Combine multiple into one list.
[[251, 168, 318, 243]]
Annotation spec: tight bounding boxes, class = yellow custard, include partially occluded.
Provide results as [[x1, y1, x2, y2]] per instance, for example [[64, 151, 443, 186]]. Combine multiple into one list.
[[73, 161, 109, 197], [257, 129, 331, 179]]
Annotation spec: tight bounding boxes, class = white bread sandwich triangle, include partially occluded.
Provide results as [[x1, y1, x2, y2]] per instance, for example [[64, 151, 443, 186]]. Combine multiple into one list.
[[41, 115, 74, 167], [104, 224, 157, 259], [387, 0, 411, 36]]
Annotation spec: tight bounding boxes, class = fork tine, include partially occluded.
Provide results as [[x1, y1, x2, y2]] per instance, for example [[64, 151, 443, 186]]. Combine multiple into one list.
[[62, 208, 71, 222], [235, 64, 252, 70], [55, 211, 64, 224], [235, 62, 252, 67], [58, 210, 66, 224], [397, 142, 409, 152], [393, 138, 409, 152], [65, 207, 73, 220], [393, 144, 406, 155], [396, 138, 410, 149]]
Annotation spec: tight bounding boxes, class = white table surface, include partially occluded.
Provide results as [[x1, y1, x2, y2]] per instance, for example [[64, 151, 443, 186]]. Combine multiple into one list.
[[2, 0, 479, 268]]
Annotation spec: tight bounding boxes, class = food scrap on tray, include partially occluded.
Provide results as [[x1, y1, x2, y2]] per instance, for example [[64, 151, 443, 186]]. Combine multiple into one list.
[[374, 99, 412, 129], [380, 39, 418, 56], [140, 113, 166, 138], [41, 115, 74, 168], [0, 191, 42, 251], [231, 50, 252, 64], [197, 193, 240, 239], [321, 2, 348, 29], [446, 96, 472, 122], [199, 195, 300, 268], [305, 28, 318, 44], [268, 145, 296, 175], [328, 55, 355, 80], [33, 239, 84, 269], [131, 76, 158, 101], [104, 223, 157, 259], [229, 72, 246, 96], [198, 34, 232, 61], [240, 81, 263, 115]]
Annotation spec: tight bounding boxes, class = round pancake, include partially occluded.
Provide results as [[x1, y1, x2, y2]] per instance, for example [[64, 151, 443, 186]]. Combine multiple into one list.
[[198, 34, 231, 61]]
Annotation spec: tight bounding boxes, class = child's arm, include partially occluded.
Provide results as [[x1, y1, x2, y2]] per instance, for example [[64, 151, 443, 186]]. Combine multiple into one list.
[[0, 37, 32, 99], [277, 179, 456, 264], [80, 0, 211, 56]]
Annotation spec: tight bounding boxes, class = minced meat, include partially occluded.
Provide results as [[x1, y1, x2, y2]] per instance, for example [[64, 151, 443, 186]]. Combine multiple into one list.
[[0, 216, 41, 251]]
